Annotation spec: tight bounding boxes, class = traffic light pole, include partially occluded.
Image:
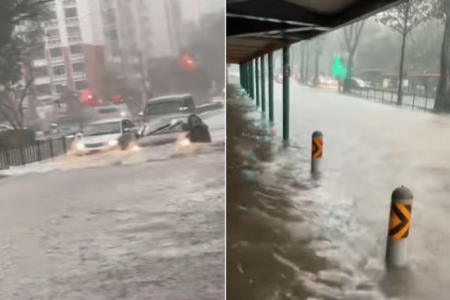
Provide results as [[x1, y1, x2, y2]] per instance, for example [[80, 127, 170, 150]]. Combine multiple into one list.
[[138, 51, 148, 109]]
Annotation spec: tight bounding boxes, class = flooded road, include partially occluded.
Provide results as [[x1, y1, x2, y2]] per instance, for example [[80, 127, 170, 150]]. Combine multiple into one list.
[[0, 111, 225, 299], [228, 78, 450, 299]]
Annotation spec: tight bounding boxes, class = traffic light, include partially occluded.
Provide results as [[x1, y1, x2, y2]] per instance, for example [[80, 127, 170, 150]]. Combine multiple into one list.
[[181, 53, 196, 69], [332, 55, 347, 81]]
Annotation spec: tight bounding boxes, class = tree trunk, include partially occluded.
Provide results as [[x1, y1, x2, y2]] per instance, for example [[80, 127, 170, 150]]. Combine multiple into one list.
[[315, 51, 320, 79], [343, 52, 355, 92], [397, 3, 410, 106], [435, 0, 450, 112], [301, 43, 305, 83], [305, 43, 310, 82]]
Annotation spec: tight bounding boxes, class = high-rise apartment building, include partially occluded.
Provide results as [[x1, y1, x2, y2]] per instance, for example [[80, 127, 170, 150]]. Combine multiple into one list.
[[31, 0, 106, 112], [100, 0, 181, 89]]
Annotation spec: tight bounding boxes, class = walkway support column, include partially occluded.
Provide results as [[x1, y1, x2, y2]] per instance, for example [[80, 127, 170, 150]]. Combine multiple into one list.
[[282, 46, 290, 141], [239, 64, 244, 88], [255, 57, 260, 107], [249, 60, 254, 99], [261, 55, 266, 113], [242, 63, 248, 92], [268, 52, 274, 123]]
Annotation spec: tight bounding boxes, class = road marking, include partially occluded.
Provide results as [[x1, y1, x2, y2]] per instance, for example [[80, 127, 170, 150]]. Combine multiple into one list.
[[389, 203, 412, 240]]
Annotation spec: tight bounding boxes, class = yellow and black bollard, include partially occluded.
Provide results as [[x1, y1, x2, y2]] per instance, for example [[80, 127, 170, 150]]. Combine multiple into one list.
[[386, 186, 413, 268], [311, 131, 323, 173]]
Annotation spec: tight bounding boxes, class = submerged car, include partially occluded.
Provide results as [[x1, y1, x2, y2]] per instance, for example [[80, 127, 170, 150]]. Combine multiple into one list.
[[138, 94, 196, 137], [73, 118, 139, 155], [137, 94, 211, 144], [349, 77, 370, 90]]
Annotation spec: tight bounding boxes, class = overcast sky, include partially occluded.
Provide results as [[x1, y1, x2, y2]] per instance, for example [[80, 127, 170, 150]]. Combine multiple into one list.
[[179, 0, 224, 23]]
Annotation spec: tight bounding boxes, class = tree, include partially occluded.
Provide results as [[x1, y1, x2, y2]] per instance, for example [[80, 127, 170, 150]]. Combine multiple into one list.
[[0, 0, 52, 51], [406, 20, 443, 74], [342, 20, 365, 92], [355, 19, 402, 72], [313, 37, 324, 85], [375, 0, 433, 105], [0, 20, 46, 128], [434, 0, 450, 112], [0, 0, 50, 128]]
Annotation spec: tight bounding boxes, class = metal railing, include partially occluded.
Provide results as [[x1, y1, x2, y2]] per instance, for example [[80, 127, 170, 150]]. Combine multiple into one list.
[[351, 87, 437, 111], [0, 136, 72, 170]]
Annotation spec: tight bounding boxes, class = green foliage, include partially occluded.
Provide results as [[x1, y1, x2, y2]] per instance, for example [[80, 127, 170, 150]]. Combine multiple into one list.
[[0, 0, 52, 51], [0, 0, 48, 85], [405, 20, 444, 73]]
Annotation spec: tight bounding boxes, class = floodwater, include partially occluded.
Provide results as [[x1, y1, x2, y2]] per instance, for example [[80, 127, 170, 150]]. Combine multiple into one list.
[[227, 79, 450, 300], [0, 110, 225, 299]]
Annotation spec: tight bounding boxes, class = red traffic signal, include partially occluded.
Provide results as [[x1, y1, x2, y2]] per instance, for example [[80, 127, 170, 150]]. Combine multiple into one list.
[[111, 94, 121, 102], [181, 53, 196, 69], [80, 89, 100, 106]]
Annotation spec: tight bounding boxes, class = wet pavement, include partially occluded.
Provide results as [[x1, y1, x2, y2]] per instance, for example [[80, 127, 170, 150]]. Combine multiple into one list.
[[227, 76, 450, 300], [0, 111, 225, 299]]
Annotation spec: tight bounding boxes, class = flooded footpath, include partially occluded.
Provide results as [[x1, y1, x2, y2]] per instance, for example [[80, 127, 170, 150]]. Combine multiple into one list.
[[226, 84, 403, 300]]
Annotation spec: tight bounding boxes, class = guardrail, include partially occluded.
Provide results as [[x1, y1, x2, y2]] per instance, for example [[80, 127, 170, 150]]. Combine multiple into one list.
[[0, 136, 72, 170], [351, 87, 437, 111]]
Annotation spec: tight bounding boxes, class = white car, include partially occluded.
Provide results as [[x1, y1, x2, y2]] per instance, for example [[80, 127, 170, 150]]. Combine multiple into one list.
[[73, 118, 139, 155]]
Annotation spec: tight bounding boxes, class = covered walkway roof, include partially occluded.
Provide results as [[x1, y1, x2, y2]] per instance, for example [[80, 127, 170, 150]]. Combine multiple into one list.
[[227, 0, 405, 64]]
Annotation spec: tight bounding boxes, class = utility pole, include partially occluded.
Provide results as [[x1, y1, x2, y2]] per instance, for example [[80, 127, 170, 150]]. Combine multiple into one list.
[[132, 0, 149, 110]]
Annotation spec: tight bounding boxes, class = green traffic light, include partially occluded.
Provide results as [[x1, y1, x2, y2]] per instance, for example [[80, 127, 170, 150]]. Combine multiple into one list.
[[332, 55, 347, 80]]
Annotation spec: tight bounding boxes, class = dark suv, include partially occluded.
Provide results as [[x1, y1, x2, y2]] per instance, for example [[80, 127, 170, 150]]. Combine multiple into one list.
[[138, 94, 197, 137]]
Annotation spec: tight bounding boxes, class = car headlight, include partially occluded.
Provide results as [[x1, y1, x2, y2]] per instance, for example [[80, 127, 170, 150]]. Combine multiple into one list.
[[109, 140, 118, 146], [75, 142, 85, 150], [180, 138, 190, 146]]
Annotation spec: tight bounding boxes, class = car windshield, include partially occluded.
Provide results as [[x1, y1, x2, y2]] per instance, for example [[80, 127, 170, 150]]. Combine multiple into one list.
[[145, 101, 181, 115], [83, 122, 121, 137]]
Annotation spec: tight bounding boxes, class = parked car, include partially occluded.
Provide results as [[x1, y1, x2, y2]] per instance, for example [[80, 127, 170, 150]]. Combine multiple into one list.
[[73, 118, 139, 155], [94, 104, 131, 120], [0, 123, 13, 132], [349, 77, 370, 90]]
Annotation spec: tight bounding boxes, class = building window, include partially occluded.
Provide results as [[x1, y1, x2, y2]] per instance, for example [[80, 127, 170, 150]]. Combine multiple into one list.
[[106, 8, 116, 24], [67, 26, 81, 36], [49, 47, 62, 57], [70, 44, 83, 54], [53, 66, 65, 75], [107, 29, 118, 41], [47, 29, 60, 39], [55, 84, 67, 93], [75, 80, 87, 90], [65, 7, 78, 18], [72, 62, 84, 72], [34, 67, 48, 77], [47, 10, 57, 20], [35, 84, 51, 96]]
